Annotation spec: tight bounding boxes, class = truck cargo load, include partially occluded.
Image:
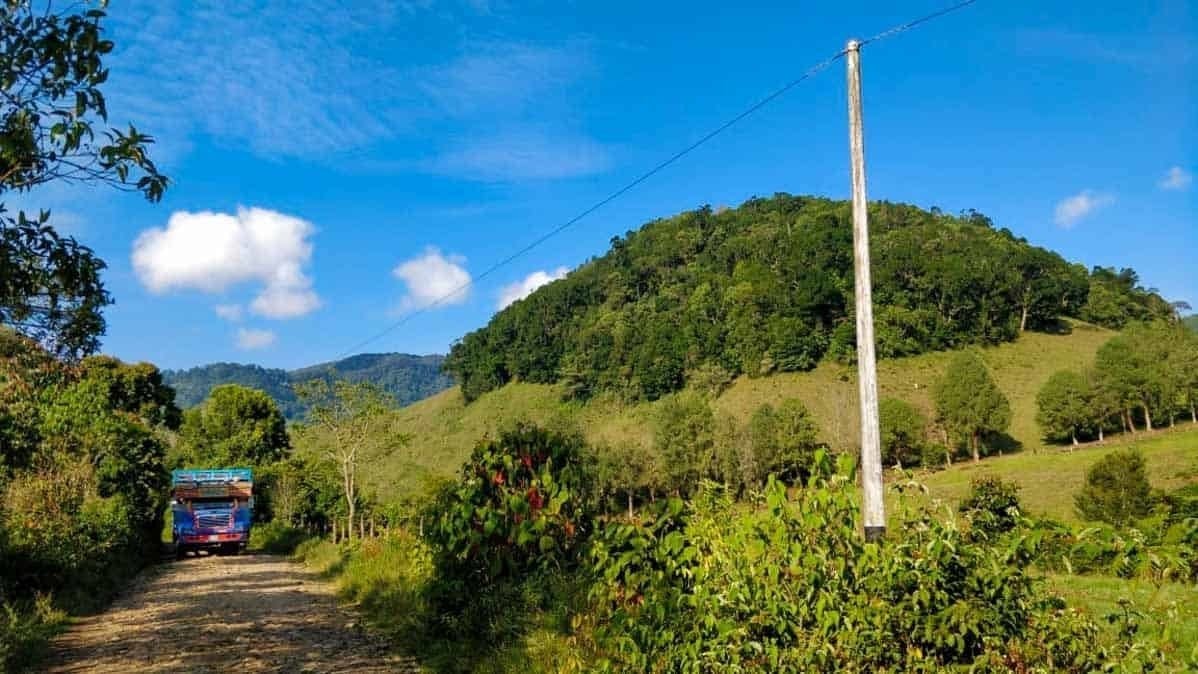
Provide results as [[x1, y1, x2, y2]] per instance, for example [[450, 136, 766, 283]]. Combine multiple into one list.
[[171, 468, 254, 557]]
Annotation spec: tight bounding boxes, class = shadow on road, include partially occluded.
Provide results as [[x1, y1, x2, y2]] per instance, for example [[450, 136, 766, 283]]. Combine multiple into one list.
[[39, 554, 417, 674]]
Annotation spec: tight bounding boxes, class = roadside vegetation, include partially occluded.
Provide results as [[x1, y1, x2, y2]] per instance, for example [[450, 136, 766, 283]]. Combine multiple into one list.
[[1, 2, 1195, 672]]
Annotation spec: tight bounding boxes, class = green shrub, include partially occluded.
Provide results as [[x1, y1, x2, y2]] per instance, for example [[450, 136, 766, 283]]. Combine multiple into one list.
[[587, 452, 1158, 672], [958, 476, 1023, 540], [1075, 449, 1153, 527], [879, 397, 926, 467], [248, 521, 310, 555], [0, 595, 65, 672], [425, 422, 595, 581], [919, 442, 952, 470]]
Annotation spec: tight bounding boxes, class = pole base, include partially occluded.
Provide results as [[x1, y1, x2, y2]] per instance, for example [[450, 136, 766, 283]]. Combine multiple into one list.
[[864, 526, 886, 542]]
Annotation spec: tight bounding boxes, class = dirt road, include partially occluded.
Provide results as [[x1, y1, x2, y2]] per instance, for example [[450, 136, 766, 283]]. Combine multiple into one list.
[[41, 553, 419, 673]]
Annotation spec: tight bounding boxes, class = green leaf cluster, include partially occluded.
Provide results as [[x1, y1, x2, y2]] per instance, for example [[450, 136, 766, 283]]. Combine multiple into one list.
[[587, 457, 1155, 671], [0, 2, 169, 357], [425, 423, 594, 582]]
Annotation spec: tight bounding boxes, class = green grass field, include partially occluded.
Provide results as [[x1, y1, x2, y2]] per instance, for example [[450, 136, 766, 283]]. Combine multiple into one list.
[[1044, 573, 1198, 666], [912, 424, 1198, 523], [367, 325, 1117, 500]]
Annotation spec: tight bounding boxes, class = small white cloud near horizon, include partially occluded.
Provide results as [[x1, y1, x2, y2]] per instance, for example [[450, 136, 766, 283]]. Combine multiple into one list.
[[1054, 190, 1115, 228], [131, 207, 322, 319], [214, 304, 243, 321], [1160, 166, 1192, 191], [498, 267, 569, 309], [235, 328, 276, 350], [392, 247, 472, 312]]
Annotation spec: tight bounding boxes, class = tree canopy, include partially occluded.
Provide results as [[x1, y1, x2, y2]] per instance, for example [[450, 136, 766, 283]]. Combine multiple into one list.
[[0, 1, 166, 358], [173, 384, 289, 469], [446, 196, 1168, 403], [1035, 370, 1092, 446], [933, 351, 1011, 462]]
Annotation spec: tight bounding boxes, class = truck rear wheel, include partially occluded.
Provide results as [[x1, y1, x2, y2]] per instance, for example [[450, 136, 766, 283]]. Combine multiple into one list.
[[175, 544, 189, 559], [218, 543, 240, 556]]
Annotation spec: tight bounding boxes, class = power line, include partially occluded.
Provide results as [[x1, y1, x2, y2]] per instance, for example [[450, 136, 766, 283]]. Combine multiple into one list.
[[859, 0, 979, 47], [333, 0, 981, 359]]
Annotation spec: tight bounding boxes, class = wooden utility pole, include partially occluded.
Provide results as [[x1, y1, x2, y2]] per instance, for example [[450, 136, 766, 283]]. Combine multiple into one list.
[[845, 39, 885, 541]]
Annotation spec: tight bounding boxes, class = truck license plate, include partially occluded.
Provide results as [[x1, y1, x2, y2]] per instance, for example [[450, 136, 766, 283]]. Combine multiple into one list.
[[208, 535, 219, 542]]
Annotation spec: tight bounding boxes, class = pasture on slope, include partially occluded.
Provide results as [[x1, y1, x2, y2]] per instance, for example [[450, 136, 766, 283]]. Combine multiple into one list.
[[367, 323, 1115, 501]]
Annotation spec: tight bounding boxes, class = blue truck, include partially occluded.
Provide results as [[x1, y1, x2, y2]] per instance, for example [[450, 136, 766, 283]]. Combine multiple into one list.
[[171, 468, 254, 558]]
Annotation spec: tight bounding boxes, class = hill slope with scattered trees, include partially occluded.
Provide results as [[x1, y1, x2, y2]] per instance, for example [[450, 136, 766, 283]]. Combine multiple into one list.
[[445, 195, 1173, 403], [164, 353, 452, 419]]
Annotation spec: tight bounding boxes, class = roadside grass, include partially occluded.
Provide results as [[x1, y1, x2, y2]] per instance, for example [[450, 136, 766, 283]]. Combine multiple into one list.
[[908, 424, 1198, 523], [1043, 572, 1198, 666], [368, 326, 1115, 502], [294, 535, 584, 673]]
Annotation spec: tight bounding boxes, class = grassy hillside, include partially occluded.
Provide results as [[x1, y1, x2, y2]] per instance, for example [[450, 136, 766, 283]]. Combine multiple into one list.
[[914, 425, 1198, 524], [371, 324, 1117, 500]]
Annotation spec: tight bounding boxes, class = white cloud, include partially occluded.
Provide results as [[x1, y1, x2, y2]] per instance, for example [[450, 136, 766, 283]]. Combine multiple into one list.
[[1160, 166, 1193, 191], [392, 247, 472, 312], [1053, 190, 1114, 228], [214, 304, 243, 321], [131, 206, 321, 319], [497, 267, 569, 309], [235, 328, 276, 350], [430, 130, 612, 182]]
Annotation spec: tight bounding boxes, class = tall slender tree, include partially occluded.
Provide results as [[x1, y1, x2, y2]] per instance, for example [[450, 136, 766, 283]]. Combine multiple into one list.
[[296, 380, 401, 538]]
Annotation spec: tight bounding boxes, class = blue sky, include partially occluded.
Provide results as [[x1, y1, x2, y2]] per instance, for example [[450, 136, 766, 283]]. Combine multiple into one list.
[[21, 0, 1196, 370]]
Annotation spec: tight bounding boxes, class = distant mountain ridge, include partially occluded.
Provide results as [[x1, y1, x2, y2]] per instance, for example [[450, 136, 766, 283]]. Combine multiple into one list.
[[163, 353, 453, 419]]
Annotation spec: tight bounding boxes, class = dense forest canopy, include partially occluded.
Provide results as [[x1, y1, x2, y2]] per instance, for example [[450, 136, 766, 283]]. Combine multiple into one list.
[[164, 353, 452, 419], [445, 195, 1174, 402]]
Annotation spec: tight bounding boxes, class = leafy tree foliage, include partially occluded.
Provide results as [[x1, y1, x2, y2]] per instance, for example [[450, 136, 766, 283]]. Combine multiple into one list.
[[1081, 267, 1174, 329], [1036, 370, 1093, 446], [79, 355, 180, 430], [1075, 449, 1152, 527], [426, 423, 594, 580], [296, 380, 400, 538], [1, 335, 169, 667], [0, 2, 167, 358], [745, 399, 823, 484], [588, 458, 1150, 671], [878, 397, 926, 467], [933, 351, 1011, 462], [958, 476, 1022, 540], [653, 392, 714, 495], [1095, 323, 1174, 432], [446, 196, 1163, 403], [173, 384, 289, 469]]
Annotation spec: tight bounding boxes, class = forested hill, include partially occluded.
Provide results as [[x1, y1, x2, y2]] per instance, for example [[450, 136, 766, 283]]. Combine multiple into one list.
[[1186, 315, 1198, 332], [164, 353, 452, 418], [445, 194, 1173, 402]]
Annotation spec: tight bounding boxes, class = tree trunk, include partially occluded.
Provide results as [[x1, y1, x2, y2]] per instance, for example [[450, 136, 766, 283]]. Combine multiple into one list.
[[1142, 404, 1153, 432], [627, 490, 634, 520], [1098, 425, 1104, 443], [1191, 404, 1196, 424], [945, 447, 952, 468], [1019, 303, 1029, 333], [1126, 409, 1137, 434], [971, 432, 980, 463], [1070, 431, 1078, 449]]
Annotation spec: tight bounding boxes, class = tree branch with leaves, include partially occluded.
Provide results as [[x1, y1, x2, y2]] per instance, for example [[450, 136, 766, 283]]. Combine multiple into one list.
[[295, 379, 403, 539]]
